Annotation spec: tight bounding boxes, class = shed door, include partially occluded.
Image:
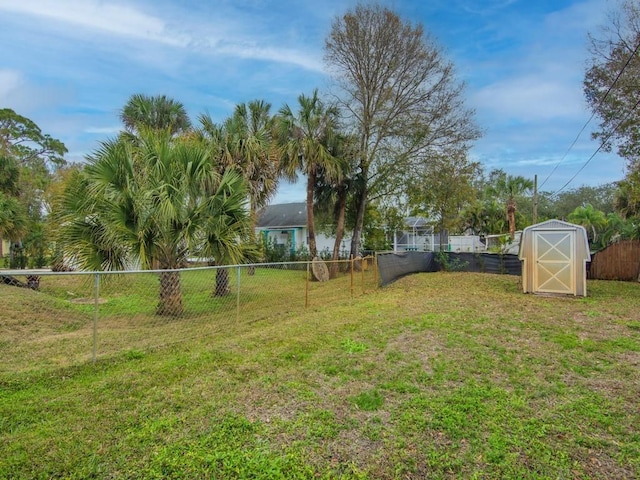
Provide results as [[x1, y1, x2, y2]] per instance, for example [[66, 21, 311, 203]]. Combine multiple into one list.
[[533, 230, 575, 294]]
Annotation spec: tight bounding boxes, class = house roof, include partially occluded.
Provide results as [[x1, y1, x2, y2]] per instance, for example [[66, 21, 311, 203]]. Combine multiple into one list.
[[256, 202, 307, 228], [256, 206, 432, 231], [405, 216, 429, 228]]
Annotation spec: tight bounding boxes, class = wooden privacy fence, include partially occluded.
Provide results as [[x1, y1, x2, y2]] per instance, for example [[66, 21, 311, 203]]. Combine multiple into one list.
[[589, 240, 640, 281]]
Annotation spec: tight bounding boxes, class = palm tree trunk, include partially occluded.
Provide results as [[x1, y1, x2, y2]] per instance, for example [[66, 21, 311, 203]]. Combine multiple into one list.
[[157, 270, 183, 316], [329, 185, 347, 278], [214, 268, 231, 296], [507, 199, 516, 240], [248, 202, 257, 276], [306, 169, 318, 258]]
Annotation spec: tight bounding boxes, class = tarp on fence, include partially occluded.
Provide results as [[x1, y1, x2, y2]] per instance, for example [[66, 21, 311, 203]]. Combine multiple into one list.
[[377, 251, 438, 286], [377, 251, 521, 286], [445, 252, 522, 276]]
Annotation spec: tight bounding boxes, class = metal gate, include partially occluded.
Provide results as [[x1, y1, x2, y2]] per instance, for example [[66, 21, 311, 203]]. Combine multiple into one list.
[[533, 230, 574, 294]]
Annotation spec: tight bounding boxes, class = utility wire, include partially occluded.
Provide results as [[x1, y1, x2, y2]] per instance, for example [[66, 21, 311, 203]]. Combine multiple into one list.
[[539, 39, 640, 190], [551, 96, 640, 197], [538, 112, 596, 190]]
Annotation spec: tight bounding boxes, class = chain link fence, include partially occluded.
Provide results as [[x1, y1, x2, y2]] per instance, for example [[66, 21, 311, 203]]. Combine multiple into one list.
[[1, 257, 377, 374]]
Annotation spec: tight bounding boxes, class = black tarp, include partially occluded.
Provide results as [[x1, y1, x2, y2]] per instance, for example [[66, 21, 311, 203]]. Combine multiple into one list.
[[377, 251, 438, 286], [377, 251, 521, 286], [442, 252, 522, 276]]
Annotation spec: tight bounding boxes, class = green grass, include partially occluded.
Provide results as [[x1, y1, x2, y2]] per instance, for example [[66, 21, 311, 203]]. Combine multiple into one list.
[[1, 272, 639, 478], [0, 265, 378, 373]]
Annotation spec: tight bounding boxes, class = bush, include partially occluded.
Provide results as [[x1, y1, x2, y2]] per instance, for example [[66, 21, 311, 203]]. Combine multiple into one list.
[[261, 238, 311, 263], [436, 251, 469, 272]]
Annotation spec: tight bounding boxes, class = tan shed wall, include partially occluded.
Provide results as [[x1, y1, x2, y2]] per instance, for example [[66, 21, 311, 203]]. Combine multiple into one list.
[[519, 221, 590, 296]]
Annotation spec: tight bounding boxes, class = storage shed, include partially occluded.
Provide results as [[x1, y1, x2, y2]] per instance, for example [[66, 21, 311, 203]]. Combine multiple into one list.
[[519, 220, 590, 296]]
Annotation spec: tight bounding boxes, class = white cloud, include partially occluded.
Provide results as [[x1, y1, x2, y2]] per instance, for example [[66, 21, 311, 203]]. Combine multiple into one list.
[[466, 1, 608, 126], [0, 0, 325, 73], [213, 43, 324, 73], [544, 0, 611, 33], [473, 74, 585, 121], [84, 126, 122, 135], [516, 156, 578, 167], [0, 69, 22, 102], [458, 0, 518, 15], [0, 0, 189, 46], [0, 69, 72, 114]]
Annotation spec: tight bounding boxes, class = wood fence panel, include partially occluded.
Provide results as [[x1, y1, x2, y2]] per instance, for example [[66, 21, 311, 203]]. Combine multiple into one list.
[[589, 240, 640, 281]]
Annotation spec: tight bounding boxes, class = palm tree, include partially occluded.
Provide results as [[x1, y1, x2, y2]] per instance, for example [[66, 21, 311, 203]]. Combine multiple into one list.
[[198, 100, 279, 278], [461, 198, 507, 237], [0, 191, 27, 245], [615, 171, 640, 219], [568, 203, 607, 246], [120, 94, 192, 136], [0, 155, 28, 264], [196, 164, 255, 297], [600, 212, 626, 246], [55, 128, 251, 315], [277, 90, 341, 258], [200, 100, 279, 229], [313, 133, 355, 277], [490, 172, 534, 239], [228, 100, 279, 217]]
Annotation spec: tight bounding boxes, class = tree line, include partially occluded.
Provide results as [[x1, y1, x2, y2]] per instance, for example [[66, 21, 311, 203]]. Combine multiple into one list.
[[1, 2, 640, 315]]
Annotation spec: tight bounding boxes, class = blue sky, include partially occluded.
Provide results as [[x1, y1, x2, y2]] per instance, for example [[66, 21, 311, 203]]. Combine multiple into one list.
[[0, 0, 625, 202]]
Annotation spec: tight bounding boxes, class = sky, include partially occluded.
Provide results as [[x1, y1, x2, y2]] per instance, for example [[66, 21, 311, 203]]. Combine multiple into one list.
[[0, 0, 627, 203]]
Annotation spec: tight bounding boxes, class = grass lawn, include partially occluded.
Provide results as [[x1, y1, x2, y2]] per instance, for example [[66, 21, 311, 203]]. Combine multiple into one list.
[[1, 264, 378, 372], [1, 272, 639, 479]]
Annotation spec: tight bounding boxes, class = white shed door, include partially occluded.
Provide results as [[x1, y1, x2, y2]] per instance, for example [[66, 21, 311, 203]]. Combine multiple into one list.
[[533, 230, 574, 294]]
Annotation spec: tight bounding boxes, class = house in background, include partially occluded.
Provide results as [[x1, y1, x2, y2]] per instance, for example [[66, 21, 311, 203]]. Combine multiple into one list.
[[255, 202, 350, 257], [393, 216, 450, 252], [393, 216, 485, 252], [0, 237, 10, 261], [485, 231, 522, 254], [394, 216, 437, 251], [257, 206, 488, 256], [448, 235, 485, 252]]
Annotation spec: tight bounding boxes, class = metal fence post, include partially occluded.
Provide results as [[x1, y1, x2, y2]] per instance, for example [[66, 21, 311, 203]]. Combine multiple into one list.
[[305, 261, 310, 308], [374, 253, 378, 288], [350, 255, 354, 298], [236, 265, 241, 321], [92, 273, 100, 364]]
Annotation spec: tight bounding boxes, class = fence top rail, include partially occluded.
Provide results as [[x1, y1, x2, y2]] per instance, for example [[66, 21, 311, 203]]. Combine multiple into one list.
[[0, 259, 370, 277]]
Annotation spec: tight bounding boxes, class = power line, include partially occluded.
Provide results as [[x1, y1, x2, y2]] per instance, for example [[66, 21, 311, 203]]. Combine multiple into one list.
[[551, 97, 640, 197], [538, 112, 596, 190], [539, 39, 640, 190]]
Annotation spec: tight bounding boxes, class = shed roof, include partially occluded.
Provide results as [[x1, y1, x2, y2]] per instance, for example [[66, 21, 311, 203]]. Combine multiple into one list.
[[256, 202, 307, 228], [523, 219, 579, 231], [519, 219, 590, 260]]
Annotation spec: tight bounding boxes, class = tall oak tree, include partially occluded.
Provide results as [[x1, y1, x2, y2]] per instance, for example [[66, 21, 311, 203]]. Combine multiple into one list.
[[324, 3, 480, 257]]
